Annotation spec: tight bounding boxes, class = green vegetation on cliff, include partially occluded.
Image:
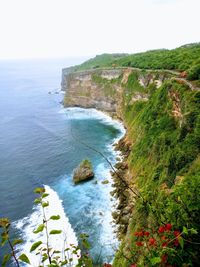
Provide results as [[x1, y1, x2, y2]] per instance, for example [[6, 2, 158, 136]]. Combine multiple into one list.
[[113, 77, 200, 266], [73, 53, 127, 71], [74, 43, 200, 82], [2, 43, 200, 267], [113, 43, 200, 74], [68, 46, 200, 265]]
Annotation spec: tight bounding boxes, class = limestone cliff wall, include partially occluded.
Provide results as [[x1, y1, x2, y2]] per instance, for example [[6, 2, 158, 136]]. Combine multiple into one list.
[[61, 67, 173, 118]]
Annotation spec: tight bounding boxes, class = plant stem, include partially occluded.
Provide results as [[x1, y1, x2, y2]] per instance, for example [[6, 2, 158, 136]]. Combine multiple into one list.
[[42, 204, 51, 264], [8, 238, 20, 267]]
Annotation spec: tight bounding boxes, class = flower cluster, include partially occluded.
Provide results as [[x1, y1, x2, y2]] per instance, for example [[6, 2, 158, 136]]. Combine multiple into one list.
[[134, 224, 180, 249], [132, 224, 182, 266]]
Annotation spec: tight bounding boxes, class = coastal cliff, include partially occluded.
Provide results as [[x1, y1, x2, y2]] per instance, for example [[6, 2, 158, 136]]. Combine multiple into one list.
[[61, 48, 200, 266], [62, 67, 172, 118]]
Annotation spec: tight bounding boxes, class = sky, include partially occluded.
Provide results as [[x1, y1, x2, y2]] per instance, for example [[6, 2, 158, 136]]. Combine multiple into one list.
[[0, 0, 199, 59]]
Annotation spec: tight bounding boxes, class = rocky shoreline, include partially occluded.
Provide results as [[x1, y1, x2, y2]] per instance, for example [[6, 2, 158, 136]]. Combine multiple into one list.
[[111, 136, 137, 239]]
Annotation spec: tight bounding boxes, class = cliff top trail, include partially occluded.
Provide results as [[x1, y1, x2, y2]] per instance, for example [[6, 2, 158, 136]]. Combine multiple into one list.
[[63, 66, 200, 92]]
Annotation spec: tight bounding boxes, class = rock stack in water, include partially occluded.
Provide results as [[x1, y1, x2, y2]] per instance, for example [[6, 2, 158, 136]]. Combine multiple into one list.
[[73, 159, 94, 184]]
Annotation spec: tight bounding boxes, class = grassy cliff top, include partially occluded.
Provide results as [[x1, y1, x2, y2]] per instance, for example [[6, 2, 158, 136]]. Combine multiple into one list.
[[73, 43, 200, 81]]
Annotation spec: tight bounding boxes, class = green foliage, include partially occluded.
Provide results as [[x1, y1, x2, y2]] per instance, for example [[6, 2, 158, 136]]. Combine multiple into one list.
[[18, 254, 31, 264], [74, 53, 127, 71], [114, 80, 200, 266], [49, 230, 62, 235], [0, 187, 96, 267], [2, 254, 11, 267], [30, 241, 43, 252], [73, 43, 200, 82], [81, 159, 92, 168], [50, 215, 61, 220], [188, 63, 200, 80], [91, 73, 118, 97], [33, 224, 45, 234]]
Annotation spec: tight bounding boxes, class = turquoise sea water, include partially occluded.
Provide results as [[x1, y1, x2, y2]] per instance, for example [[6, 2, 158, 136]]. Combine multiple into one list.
[[0, 58, 124, 265]]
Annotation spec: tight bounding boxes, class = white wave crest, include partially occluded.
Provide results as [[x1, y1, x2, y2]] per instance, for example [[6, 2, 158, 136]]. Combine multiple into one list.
[[58, 107, 126, 135], [14, 185, 79, 267]]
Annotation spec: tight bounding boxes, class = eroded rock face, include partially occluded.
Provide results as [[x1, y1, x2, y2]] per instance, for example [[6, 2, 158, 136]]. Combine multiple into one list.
[[61, 68, 171, 118], [73, 159, 94, 184], [62, 69, 123, 117]]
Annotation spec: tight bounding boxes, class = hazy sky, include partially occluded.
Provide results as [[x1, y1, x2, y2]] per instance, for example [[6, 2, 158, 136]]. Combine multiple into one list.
[[0, 0, 199, 59]]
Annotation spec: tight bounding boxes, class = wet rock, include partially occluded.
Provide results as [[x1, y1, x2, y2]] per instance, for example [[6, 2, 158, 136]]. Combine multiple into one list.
[[102, 179, 109, 184], [73, 159, 94, 184]]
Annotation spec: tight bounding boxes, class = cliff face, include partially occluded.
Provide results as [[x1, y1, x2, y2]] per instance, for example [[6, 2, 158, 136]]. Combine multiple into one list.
[[62, 68, 123, 117], [61, 67, 200, 266], [61, 67, 172, 118]]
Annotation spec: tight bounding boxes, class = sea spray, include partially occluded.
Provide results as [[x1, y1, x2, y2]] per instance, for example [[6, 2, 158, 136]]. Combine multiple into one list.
[[55, 107, 126, 263], [14, 185, 78, 266], [59, 107, 125, 135]]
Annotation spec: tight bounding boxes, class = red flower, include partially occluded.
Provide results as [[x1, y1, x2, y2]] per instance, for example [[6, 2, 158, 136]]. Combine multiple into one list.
[[103, 264, 112, 267], [165, 223, 172, 231], [136, 241, 143, 246], [158, 226, 165, 233], [149, 238, 156, 246], [173, 230, 180, 237], [162, 241, 168, 248], [144, 231, 150, 236], [174, 239, 179, 247], [134, 231, 143, 237], [161, 254, 168, 263], [130, 265, 137, 267]]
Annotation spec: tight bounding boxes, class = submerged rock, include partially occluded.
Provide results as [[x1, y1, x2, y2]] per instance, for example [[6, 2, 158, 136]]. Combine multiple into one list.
[[102, 179, 109, 184], [73, 159, 94, 184]]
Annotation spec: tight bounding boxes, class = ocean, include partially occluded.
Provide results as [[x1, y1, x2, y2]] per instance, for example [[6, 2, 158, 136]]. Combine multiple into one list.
[[0, 58, 125, 266]]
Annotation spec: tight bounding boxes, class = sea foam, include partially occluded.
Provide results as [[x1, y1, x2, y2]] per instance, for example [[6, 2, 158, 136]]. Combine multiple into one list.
[[14, 185, 78, 267], [58, 107, 126, 136]]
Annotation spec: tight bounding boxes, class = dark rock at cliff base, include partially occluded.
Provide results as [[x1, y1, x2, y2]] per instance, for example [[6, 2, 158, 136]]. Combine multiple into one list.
[[73, 159, 94, 184]]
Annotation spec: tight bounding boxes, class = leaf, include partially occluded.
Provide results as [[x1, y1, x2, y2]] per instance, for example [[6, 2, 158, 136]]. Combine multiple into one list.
[[42, 193, 49, 198], [42, 202, 49, 208], [53, 250, 61, 254], [0, 218, 10, 228], [34, 198, 41, 204], [150, 257, 161, 265], [1, 232, 9, 246], [179, 236, 184, 249], [13, 239, 23, 246], [82, 239, 90, 250], [190, 228, 198, 235], [61, 260, 68, 266], [50, 215, 60, 220], [183, 226, 188, 235], [49, 230, 62, 235], [30, 241, 42, 252], [42, 253, 48, 263], [33, 224, 45, 234], [19, 254, 31, 264], [2, 254, 11, 267], [34, 187, 45, 194]]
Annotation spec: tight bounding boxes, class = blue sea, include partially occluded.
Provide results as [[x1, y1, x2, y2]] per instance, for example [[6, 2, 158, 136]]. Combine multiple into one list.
[[0, 58, 125, 266]]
